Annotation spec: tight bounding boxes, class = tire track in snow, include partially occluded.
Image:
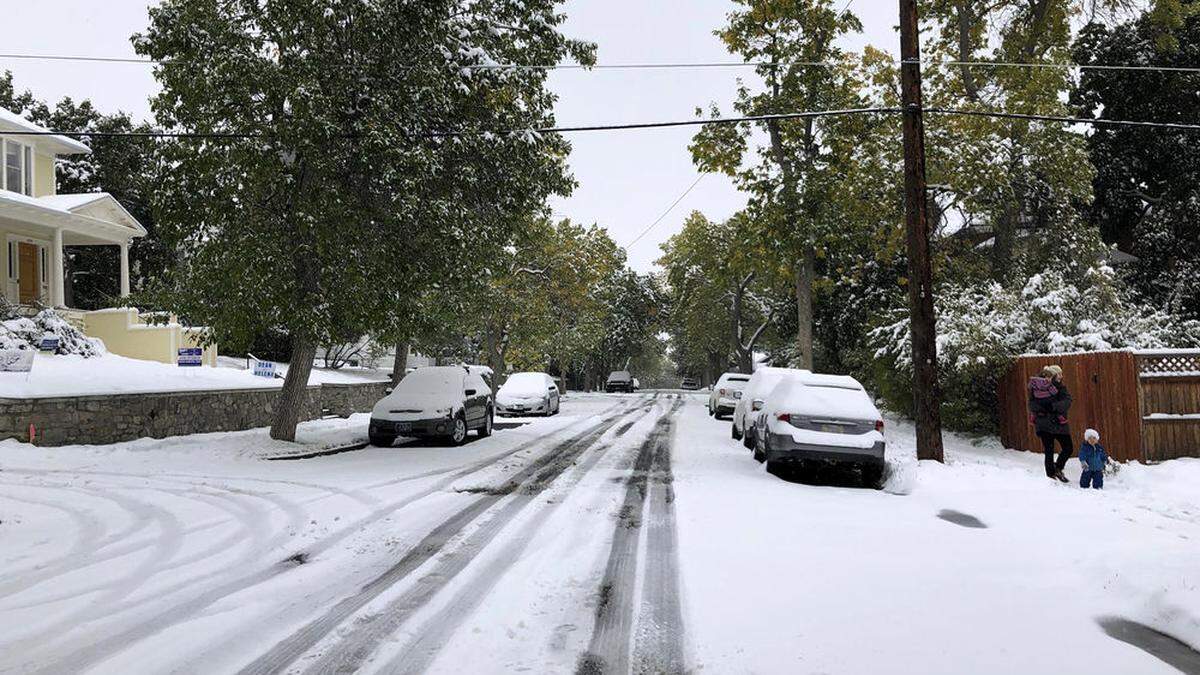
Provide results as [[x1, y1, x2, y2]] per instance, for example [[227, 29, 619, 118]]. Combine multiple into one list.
[[239, 399, 658, 675], [17, 400, 642, 675], [577, 399, 684, 675], [321, 401, 665, 675]]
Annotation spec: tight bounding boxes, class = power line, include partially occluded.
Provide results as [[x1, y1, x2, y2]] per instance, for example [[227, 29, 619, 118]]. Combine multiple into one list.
[[0, 107, 898, 141], [624, 173, 707, 249], [3, 107, 1200, 142], [4, 51, 1200, 74]]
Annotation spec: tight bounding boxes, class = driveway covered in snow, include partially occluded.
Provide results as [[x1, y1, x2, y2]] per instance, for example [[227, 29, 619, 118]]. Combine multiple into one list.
[[1, 393, 1197, 674]]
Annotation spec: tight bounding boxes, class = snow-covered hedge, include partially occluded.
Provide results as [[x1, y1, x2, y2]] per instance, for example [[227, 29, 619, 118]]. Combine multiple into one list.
[[869, 265, 1200, 430], [0, 309, 106, 357]]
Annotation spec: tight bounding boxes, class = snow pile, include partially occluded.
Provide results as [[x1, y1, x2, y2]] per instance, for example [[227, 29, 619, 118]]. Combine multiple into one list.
[[0, 309, 105, 357]]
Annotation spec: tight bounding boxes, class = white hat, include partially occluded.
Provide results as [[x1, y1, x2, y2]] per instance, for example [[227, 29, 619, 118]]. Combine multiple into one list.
[[1084, 428, 1100, 442]]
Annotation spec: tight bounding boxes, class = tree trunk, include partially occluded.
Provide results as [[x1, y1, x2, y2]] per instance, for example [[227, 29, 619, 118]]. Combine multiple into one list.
[[271, 335, 317, 442], [955, 1, 980, 100], [390, 341, 410, 385], [793, 245, 815, 370], [991, 197, 1018, 281]]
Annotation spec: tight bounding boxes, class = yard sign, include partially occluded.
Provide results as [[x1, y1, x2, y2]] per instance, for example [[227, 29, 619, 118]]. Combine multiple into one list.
[[178, 347, 203, 367], [252, 360, 277, 378]]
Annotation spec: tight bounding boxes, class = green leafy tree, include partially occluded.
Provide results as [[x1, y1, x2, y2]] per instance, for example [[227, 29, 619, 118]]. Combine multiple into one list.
[[691, 0, 866, 369], [135, 0, 592, 440]]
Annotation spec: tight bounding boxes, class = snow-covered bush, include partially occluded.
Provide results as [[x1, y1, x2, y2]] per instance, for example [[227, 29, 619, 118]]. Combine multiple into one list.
[[869, 265, 1200, 431], [0, 308, 106, 357]]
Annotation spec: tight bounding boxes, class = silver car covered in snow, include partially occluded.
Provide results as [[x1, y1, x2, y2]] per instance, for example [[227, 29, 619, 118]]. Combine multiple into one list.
[[751, 373, 885, 483]]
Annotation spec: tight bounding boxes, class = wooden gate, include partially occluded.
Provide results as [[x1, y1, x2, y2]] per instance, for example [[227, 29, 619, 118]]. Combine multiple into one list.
[[1136, 351, 1200, 461]]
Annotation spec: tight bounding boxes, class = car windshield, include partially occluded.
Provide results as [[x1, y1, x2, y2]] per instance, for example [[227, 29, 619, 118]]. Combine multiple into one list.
[[499, 373, 548, 397], [395, 367, 463, 398]]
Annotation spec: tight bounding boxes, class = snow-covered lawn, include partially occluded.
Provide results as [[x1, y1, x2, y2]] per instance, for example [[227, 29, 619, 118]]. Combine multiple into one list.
[[0, 353, 390, 399], [0, 393, 1196, 674]]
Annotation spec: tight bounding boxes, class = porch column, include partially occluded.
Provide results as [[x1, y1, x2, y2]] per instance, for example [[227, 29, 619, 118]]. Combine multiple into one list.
[[51, 228, 65, 307], [119, 240, 130, 298]]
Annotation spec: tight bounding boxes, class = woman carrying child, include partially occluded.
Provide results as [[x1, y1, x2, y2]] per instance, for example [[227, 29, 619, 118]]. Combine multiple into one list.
[[1028, 365, 1073, 483]]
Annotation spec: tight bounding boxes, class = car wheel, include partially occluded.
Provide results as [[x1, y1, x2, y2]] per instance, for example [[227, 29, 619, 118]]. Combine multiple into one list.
[[478, 409, 494, 437], [368, 431, 396, 447], [753, 435, 766, 463], [742, 428, 754, 450], [731, 421, 742, 440], [449, 413, 468, 446]]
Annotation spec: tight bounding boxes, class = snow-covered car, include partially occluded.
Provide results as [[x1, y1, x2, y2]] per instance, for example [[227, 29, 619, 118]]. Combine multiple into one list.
[[606, 370, 634, 393], [496, 371, 560, 416], [681, 376, 701, 390], [368, 366, 493, 447], [731, 366, 809, 449], [707, 372, 751, 418], [751, 374, 885, 483]]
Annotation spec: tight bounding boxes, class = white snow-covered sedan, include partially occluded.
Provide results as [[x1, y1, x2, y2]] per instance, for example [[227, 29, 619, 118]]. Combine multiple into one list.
[[731, 366, 810, 449], [707, 371, 750, 418], [495, 371, 560, 416], [368, 366, 493, 446], [751, 374, 885, 484]]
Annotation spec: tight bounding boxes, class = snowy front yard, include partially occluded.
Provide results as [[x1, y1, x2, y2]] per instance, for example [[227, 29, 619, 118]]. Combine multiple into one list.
[[0, 393, 1196, 674]]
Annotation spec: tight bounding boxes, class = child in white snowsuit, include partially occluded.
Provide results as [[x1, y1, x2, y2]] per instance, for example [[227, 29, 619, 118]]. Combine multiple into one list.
[[1078, 428, 1107, 489]]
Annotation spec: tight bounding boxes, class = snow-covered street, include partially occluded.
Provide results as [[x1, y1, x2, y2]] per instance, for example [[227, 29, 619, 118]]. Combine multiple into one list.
[[1, 393, 1198, 674]]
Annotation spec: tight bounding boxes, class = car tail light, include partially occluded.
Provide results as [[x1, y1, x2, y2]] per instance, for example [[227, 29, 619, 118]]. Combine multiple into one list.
[[776, 413, 791, 422], [718, 388, 726, 396], [875, 420, 885, 432]]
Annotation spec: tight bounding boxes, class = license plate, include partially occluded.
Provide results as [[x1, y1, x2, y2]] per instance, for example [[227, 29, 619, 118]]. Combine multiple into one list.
[[396, 422, 412, 433], [819, 424, 844, 434]]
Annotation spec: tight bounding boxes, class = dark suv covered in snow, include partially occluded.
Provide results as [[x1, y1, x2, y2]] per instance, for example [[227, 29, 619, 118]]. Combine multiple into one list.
[[605, 370, 634, 393]]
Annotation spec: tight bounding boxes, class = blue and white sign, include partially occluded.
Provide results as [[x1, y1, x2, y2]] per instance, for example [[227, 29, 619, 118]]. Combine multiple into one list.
[[177, 347, 203, 367], [252, 360, 277, 378], [38, 334, 60, 352]]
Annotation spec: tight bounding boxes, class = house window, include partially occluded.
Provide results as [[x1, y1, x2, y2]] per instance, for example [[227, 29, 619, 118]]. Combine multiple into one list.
[[3, 139, 30, 196]]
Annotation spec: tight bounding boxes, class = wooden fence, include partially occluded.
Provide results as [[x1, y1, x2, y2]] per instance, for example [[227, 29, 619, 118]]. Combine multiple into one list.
[[998, 351, 1143, 462], [999, 349, 1200, 462]]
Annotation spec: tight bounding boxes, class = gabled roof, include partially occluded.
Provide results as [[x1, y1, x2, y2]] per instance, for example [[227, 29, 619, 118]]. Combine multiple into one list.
[[0, 108, 92, 155], [0, 190, 146, 241]]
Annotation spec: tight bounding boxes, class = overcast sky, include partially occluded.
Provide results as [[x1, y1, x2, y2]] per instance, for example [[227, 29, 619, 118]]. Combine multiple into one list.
[[3, 1, 899, 272]]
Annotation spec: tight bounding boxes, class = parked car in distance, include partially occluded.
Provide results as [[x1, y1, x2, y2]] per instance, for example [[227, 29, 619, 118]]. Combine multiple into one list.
[[606, 370, 635, 393], [496, 371, 560, 416], [681, 376, 701, 390], [708, 372, 751, 418], [369, 366, 493, 447], [731, 366, 810, 449], [751, 374, 885, 484]]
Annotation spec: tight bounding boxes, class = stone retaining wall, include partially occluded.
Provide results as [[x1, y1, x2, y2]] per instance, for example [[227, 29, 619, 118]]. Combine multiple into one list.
[[0, 380, 390, 447]]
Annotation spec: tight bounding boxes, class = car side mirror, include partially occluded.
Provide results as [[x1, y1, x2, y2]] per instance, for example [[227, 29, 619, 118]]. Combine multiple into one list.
[[548, 386, 556, 392], [751, 399, 764, 411], [465, 389, 477, 396]]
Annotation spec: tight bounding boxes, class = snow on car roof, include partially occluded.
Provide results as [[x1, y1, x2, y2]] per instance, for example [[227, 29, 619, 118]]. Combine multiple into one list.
[[499, 372, 550, 396], [765, 376, 879, 420], [397, 366, 465, 395]]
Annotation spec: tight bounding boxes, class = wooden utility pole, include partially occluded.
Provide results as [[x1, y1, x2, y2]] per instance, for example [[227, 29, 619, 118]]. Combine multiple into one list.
[[899, 0, 945, 462]]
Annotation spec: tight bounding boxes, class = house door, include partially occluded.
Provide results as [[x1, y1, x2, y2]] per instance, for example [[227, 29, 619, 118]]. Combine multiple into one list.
[[17, 242, 39, 304]]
